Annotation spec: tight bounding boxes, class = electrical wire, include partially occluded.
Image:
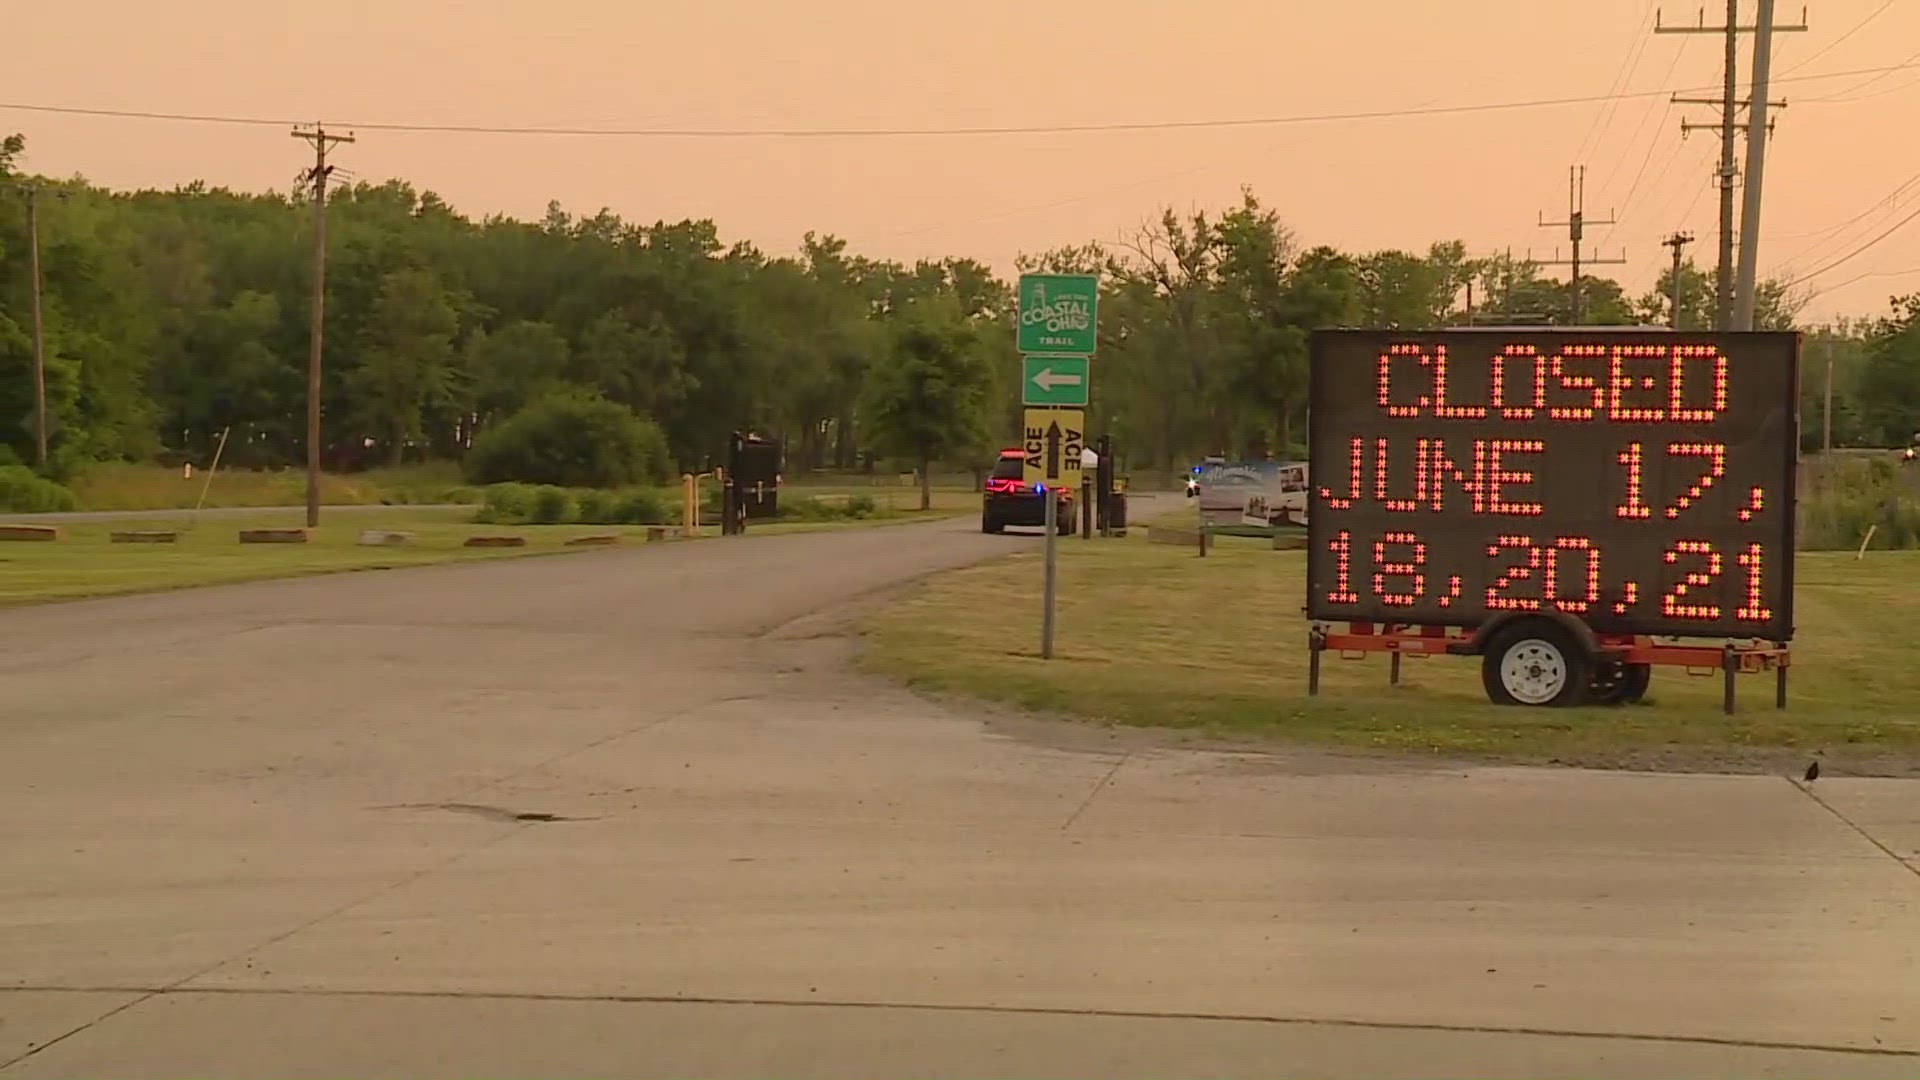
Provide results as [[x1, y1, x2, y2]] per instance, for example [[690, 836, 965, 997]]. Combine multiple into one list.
[[1776, 0, 1898, 76], [1804, 44, 1920, 101], [1574, 1, 1661, 163], [2, 61, 1917, 139], [1779, 202, 1920, 287], [1770, 166, 1920, 272]]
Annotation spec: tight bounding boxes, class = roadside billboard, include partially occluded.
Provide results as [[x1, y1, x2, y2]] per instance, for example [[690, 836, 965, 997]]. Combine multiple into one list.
[[1195, 460, 1310, 531]]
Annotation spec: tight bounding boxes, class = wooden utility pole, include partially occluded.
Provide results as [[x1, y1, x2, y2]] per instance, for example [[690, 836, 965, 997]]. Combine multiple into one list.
[[1658, 2, 1806, 330], [3, 182, 58, 466], [1536, 165, 1623, 324], [1822, 336, 1833, 453], [1662, 231, 1695, 328], [291, 125, 354, 528], [25, 187, 46, 467]]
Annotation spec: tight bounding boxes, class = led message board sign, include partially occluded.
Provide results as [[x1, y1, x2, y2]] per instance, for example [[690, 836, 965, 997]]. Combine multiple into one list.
[[1307, 330, 1798, 641]]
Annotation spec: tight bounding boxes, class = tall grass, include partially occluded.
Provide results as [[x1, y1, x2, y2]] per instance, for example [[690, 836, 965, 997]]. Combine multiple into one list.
[[1798, 455, 1920, 550], [66, 462, 480, 512]]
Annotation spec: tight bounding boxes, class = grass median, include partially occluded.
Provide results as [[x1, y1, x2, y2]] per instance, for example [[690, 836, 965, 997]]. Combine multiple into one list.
[[0, 496, 973, 608], [861, 530, 1920, 773]]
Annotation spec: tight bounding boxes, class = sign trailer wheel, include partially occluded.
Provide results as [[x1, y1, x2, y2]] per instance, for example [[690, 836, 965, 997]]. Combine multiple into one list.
[[1481, 619, 1591, 708]]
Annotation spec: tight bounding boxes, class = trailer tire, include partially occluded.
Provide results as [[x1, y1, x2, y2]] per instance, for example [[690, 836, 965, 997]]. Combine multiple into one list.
[[1481, 619, 1592, 707], [1589, 662, 1652, 705]]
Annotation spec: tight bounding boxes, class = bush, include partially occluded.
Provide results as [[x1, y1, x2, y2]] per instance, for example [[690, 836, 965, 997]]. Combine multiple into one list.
[[0, 466, 76, 513], [615, 488, 670, 524], [573, 489, 616, 524], [846, 493, 878, 518], [478, 482, 671, 525], [529, 485, 576, 524], [779, 495, 841, 522], [442, 486, 483, 505], [478, 482, 538, 523], [465, 393, 670, 488]]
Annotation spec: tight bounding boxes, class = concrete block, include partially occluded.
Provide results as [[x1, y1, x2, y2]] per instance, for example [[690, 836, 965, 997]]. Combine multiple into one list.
[[110, 531, 179, 544], [463, 535, 526, 548], [238, 529, 308, 544], [357, 530, 416, 547], [566, 534, 620, 547], [645, 526, 669, 543], [0, 525, 60, 541]]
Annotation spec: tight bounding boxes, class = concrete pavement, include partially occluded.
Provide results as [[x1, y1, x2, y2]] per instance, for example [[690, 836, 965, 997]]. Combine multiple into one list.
[[1, 514, 1916, 1078]]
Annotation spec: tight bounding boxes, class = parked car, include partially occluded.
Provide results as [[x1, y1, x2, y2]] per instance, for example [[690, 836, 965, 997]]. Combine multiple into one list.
[[982, 449, 1074, 534]]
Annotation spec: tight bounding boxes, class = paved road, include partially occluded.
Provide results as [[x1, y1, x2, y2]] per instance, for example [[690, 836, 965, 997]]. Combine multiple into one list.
[[2, 514, 1916, 1078]]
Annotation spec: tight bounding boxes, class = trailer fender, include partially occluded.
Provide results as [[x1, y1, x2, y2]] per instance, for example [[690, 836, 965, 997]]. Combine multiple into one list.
[[1467, 610, 1600, 659]]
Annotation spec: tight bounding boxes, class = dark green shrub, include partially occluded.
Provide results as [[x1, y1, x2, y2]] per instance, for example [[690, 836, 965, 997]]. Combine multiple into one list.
[[479, 482, 538, 523], [573, 490, 616, 524], [465, 393, 670, 488], [530, 485, 576, 524], [0, 466, 76, 513], [846, 493, 878, 518], [614, 488, 669, 524], [442, 486, 483, 505]]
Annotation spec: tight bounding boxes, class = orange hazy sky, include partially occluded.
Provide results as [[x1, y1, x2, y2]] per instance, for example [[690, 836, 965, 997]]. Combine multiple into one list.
[[7, 0, 1919, 322]]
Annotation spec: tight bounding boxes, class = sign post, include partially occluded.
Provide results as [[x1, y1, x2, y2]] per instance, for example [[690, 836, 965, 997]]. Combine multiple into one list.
[[1017, 273, 1098, 660]]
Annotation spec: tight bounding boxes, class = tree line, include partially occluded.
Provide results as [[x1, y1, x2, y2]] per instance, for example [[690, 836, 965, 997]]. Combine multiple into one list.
[[4, 134, 1918, 492]]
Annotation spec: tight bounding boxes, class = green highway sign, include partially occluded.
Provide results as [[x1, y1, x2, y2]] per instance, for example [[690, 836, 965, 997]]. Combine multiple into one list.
[[1017, 273, 1098, 355], [1023, 355, 1091, 407]]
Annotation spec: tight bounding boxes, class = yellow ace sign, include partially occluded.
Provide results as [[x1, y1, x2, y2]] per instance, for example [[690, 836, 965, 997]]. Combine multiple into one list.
[[1021, 407, 1085, 487]]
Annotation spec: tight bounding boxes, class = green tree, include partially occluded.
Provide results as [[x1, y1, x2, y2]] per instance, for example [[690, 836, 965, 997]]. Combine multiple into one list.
[[863, 301, 988, 510], [347, 268, 462, 465], [467, 319, 572, 426], [1858, 295, 1920, 446]]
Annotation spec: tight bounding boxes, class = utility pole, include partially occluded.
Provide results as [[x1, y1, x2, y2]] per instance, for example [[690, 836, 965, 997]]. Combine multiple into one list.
[[1735, 0, 1778, 330], [3, 181, 68, 468], [1822, 336, 1833, 453], [1662, 231, 1695, 328], [1658, 2, 1806, 330], [291, 125, 354, 528], [1536, 166, 1623, 324]]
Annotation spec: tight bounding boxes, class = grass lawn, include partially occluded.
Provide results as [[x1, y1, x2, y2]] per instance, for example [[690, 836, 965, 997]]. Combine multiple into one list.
[[0, 501, 966, 608], [861, 530, 1920, 773], [66, 462, 476, 511]]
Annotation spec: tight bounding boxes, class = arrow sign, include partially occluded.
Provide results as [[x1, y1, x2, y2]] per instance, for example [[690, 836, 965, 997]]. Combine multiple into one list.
[[1022, 355, 1091, 406], [1022, 407, 1085, 487], [1032, 366, 1082, 393]]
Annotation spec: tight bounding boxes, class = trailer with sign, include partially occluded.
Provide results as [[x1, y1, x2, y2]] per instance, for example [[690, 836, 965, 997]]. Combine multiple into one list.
[[1304, 329, 1797, 713]]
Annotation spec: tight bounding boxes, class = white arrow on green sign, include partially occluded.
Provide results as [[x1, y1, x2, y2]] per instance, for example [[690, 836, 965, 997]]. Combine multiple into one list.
[[1023, 355, 1091, 407]]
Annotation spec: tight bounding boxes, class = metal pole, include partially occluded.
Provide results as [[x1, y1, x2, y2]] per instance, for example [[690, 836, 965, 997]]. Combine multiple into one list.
[[26, 188, 47, 467], [1041, 490, 1058, 659], [1715, 0, 1738, 330], [1734, 0, 1776, 330], [191, 426, 232, 520]]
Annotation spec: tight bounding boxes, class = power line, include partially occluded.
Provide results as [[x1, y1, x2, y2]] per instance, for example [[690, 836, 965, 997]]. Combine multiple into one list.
[[1, 60, 1917, 139], [1805, 43, 1920, 100], [1777, 0, 1896, 76], [1779, 201, 1920, 287], [1575, 1, 1662, 162], [1770, 165, 1920, 272]]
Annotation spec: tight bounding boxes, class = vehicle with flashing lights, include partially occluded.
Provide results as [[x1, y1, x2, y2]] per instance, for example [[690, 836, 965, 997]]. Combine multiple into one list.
[[982, 449, 1075, 535], [1304, 328, 1798, 714]]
